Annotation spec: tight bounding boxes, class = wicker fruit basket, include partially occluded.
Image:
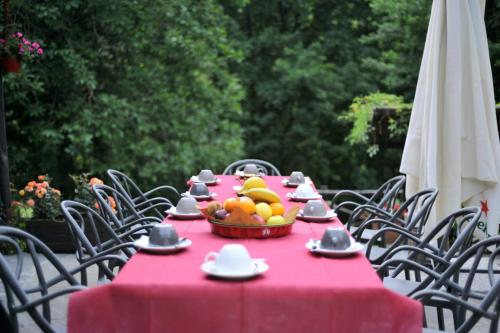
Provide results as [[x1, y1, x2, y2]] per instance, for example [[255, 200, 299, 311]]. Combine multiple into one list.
[[207, 219, 294, 238], [201, 205, 299, 239]]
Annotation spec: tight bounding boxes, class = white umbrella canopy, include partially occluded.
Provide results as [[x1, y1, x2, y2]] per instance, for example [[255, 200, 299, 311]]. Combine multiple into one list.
[[400, 0, 499, 237]]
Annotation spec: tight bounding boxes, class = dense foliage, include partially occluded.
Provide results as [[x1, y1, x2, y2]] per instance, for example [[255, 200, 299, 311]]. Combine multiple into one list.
[[2, 0, 500, 197]]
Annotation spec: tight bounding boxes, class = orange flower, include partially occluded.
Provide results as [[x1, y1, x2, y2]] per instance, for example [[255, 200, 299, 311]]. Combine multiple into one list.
[[25, 185, 34, 192], [94, 202, 100, 210], [52, 189, 61, 196], [40, 181, 49, 188], [27, 181, 36, 187], [89, 177, 104, 186], [27, 199, 35, 207], [37, 175, 46, 181], [108, 197, 117, 209], [35, 187, 47, 198]]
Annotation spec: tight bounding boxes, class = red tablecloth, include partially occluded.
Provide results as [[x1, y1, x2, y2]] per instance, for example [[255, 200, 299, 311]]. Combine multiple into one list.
[[68, 176, 422, 333]]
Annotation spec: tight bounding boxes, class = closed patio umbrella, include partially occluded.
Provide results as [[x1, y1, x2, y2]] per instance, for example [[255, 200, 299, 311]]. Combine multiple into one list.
[[400, 0, 499, 237]]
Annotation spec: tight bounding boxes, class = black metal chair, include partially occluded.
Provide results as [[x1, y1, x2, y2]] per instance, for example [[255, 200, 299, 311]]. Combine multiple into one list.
[[332, 175, 405, 222], [347, 188, 438, 244], [0, 226, 126, 333], [222, 159, 281, 176], [60, 200, 139, 285], [412, 236, 500, 333], [107, 169, 180, 219], [376, 207, 481, 294], [93, 184, 164, 233]]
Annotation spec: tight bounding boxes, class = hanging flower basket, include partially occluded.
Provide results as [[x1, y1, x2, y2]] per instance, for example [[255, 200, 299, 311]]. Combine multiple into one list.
[[1, 57, 21, 73]]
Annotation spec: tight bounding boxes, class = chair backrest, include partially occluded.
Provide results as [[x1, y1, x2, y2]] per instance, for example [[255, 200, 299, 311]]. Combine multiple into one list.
[[389, 207, 481, 279], [351, 187, 438, 238], [389, 188, 438, 236], [368, 175, 406, 210], [222, 159, 281, 176], [92, 184, 143, 228], [107, 169, 148, 203], [0, 226, 84, 333], [413, 236, 500, 333], [60, 200, 135, 262]]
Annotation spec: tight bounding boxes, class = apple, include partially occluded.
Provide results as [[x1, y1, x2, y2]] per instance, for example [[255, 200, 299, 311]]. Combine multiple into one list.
[[251, 214, 266, 225]]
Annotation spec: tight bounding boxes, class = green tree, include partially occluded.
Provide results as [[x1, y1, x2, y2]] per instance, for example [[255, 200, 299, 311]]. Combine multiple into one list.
[[4, 0, 245, 192]]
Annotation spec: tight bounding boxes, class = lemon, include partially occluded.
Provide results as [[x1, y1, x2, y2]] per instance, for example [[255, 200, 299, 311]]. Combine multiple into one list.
[[267, 215, 286, 225], [255, 202, 272, 220], [242, 177, 267, 190]]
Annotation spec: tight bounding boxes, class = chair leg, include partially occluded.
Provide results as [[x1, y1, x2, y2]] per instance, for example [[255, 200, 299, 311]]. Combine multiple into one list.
[[437, 307, 445, 331]]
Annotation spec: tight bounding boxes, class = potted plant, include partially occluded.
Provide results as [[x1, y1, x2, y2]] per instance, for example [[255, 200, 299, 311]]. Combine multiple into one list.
[[10, 175, 69, 251], [0, 31, 44, 73]]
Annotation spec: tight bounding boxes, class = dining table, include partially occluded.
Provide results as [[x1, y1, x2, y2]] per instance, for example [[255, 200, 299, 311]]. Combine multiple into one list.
[[67, 175, 423, 333]]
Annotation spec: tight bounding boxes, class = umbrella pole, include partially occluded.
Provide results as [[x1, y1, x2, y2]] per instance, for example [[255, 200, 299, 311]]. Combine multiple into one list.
[[0, 71, 10, 221]]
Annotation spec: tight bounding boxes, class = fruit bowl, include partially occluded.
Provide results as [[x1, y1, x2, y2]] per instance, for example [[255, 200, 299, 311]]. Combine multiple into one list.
[[207, 219, 294, 238], [201, 204, 300, 239]]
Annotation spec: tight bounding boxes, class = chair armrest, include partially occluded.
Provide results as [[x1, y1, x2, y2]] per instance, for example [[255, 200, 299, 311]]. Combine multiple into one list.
[[346, 204, 396, 229], [412, 290, 497, 320], [377, 258, 443, 282], [117, 216, 162, 232], [90, 242, 136, 259], [364, 226, 421, 261], [135, 197, 173, 210], [135, 202, 172, 217], [353, 218, 405, 240], [384, 245, 450, 266], [15, 286, 86, 312], [117, 224, 155, 240], [40, 253, 130, 289], [137, 185, 180, 202], [332, 190, 370, 207], [70, 254, 128, 275]]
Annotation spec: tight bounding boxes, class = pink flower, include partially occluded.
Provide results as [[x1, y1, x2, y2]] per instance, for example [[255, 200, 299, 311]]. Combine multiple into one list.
[[27, 199, 35, 207], [37, 48, 43, 55], [0, 39, 5, 44], [32, 42, 40, 49], [22, 38, 31, 45], [16, 32, 23, 38], [18, 46, 25, 54]]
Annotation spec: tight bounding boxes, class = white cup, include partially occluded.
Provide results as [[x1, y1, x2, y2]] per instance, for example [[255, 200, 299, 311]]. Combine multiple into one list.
[[198, 169, 216, 182], [243, 164, 259, 175], [175, 197, 199, 214], [204, 244, 254, 274], [289, 171, 305, 184], [294, 184, 315, 197], [303, 199, 327, 216]]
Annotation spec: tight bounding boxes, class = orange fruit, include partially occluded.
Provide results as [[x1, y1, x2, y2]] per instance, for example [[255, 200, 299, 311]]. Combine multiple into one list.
[[238, 196, 256, 214], [270, 203, 285, 216], [223, 197, 240, 212]]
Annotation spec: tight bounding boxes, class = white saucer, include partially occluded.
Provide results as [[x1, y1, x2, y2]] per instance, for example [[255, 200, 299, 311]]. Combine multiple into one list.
[[234, 171, 264, 178], [281, 178, 313, 187], [165, 207, 204, 220], [305, 239, 363, 257], [134, 236, 192, 254], [201, 260, 269, 280], [297, 210, 337, 222], [181, 192, 217, 201], [190, 176, 221, 185], [286, 192, 322, 202]]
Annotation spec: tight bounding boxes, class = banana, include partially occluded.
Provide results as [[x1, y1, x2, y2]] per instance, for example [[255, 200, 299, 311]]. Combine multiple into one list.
[[242, 177, 267, 190], [240, 188, 281, 204]]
